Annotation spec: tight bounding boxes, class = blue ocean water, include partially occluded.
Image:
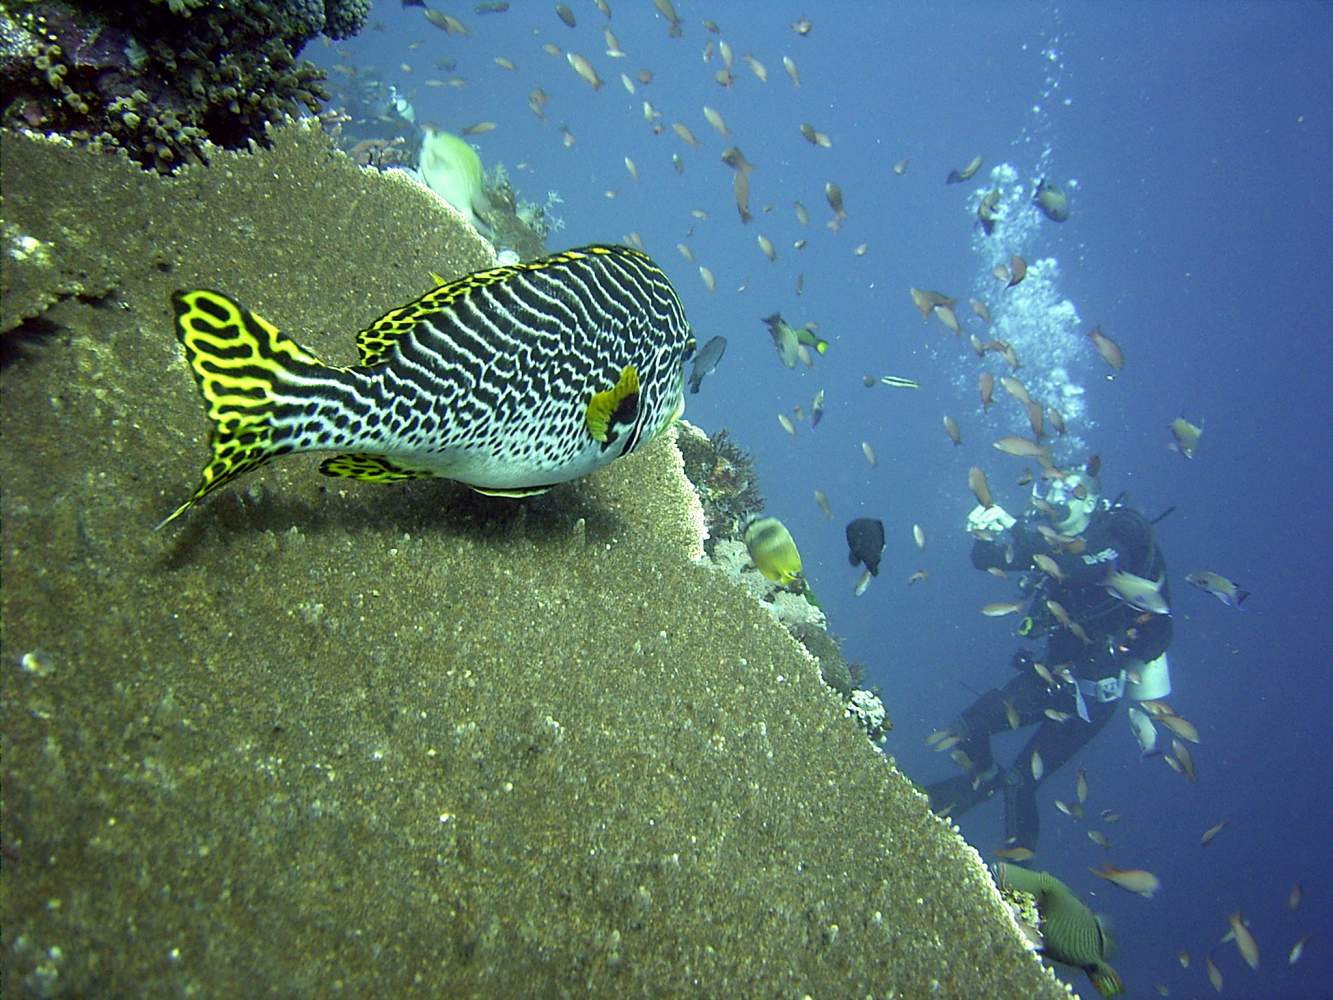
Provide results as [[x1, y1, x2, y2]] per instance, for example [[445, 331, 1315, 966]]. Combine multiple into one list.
[[317, 3, 1331, 995]]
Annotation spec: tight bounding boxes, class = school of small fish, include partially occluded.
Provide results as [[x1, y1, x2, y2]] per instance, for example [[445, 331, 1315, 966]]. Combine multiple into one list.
[[321, 7, 1293, 994]]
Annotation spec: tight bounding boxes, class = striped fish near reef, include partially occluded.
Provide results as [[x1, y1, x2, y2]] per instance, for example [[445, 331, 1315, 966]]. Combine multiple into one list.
[[744, 516, 803, 587], [995, 864, 1124, 997], [161, 246, 694, 525]]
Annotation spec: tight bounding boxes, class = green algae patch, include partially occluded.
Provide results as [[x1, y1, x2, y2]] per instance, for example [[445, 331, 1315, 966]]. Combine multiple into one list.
[[0, 125, 1070, 998]]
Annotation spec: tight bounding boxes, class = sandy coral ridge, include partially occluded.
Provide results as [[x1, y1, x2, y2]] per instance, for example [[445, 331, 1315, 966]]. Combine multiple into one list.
[[0, 122, 1066, 998]]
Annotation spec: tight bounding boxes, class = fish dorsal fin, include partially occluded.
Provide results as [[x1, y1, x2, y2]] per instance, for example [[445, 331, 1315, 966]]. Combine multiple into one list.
[[355, 314, 412, 367], [585, 366, 640, 443], [354, 247, 619, 367], [318, 453, 437, 482]]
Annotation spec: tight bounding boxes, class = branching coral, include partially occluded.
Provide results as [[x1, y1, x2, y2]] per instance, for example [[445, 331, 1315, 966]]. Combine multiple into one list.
[[675, 426, 763, 555], [346, 136, 411, 170], [481, 164, 562, 261], [0, 1, 364, 172]]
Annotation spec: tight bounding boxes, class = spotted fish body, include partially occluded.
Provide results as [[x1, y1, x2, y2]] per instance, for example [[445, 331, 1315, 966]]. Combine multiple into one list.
[[162, 245, 694, 526]]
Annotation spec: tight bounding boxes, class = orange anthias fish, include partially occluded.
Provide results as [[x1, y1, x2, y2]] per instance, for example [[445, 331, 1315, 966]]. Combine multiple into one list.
[[1090, 863, 1160, 898]]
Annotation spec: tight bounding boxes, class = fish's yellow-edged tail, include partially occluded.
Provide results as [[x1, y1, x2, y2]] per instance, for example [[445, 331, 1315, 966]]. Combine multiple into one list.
[[158, 289, 331, 528], [1088, 962, 1124, 998]]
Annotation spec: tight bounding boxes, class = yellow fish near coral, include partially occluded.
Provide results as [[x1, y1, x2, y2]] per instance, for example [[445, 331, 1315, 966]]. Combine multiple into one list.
[[417, 125, 492, 232], [160, 245, 695, 526], [744, 516, 803, 586]]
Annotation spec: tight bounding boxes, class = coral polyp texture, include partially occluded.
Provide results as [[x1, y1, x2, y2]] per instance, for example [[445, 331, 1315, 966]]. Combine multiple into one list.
[[0, 0, 367, 172]]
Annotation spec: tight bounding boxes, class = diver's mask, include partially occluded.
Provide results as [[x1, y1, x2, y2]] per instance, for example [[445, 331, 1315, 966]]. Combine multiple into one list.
[[386, 86, 416, 125], [1032, 471, 1100, 535]]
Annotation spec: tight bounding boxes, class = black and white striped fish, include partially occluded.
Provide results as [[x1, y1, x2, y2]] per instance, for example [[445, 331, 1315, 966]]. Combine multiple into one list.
[[160, 245, 695, 526]]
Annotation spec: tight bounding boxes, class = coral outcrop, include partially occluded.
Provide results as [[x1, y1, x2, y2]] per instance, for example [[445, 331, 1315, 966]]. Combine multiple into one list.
[[0, 0, 367, 172], [0, 121, 1069, 998]]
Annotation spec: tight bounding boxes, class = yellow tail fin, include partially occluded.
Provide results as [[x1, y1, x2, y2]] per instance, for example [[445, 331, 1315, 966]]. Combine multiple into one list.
[[159, 289, 327, 528]]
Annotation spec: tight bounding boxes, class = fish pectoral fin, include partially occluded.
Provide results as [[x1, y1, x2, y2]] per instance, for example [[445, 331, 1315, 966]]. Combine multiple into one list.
[[318, 453, 437, 482], [585, 365, 640, 443], [470, 484, 554, 498]]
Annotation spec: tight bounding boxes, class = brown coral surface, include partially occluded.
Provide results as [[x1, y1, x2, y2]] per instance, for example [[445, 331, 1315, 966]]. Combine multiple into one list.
[[0, 123, 1067, 999]]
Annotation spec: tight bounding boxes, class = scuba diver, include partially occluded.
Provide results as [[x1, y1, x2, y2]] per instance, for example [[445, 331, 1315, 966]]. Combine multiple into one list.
[[925, 464, 1172, 853]]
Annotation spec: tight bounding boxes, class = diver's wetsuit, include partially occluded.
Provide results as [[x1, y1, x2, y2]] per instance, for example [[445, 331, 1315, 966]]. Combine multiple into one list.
[[925, 502, 1171, 850]]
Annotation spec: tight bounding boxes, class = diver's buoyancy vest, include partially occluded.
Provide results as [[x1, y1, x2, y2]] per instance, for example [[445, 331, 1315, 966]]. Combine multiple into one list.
[[1027, 505, 1164, 636]]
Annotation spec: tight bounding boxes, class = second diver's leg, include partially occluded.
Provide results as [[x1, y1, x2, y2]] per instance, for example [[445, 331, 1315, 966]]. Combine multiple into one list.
[[1001, 766, 1041, 854], [924, 670, 1049, 819], [1003, 697, 1118, 852]]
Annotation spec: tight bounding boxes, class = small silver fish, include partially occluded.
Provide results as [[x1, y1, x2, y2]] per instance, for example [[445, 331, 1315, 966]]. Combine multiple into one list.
[[1104, 569, 1170, 615], [810, 389, 825, 429], [782, 55, 800, 87], [1127, 706, 1160, 759], [565, 51, 602, 89]]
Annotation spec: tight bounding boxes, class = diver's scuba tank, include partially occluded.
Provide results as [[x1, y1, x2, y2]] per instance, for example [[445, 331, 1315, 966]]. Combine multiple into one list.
[[1124, 653, 1171, 700]]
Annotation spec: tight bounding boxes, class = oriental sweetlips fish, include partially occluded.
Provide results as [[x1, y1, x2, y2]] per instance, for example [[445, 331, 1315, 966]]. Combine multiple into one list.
[[160, 245, 695, 526]]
